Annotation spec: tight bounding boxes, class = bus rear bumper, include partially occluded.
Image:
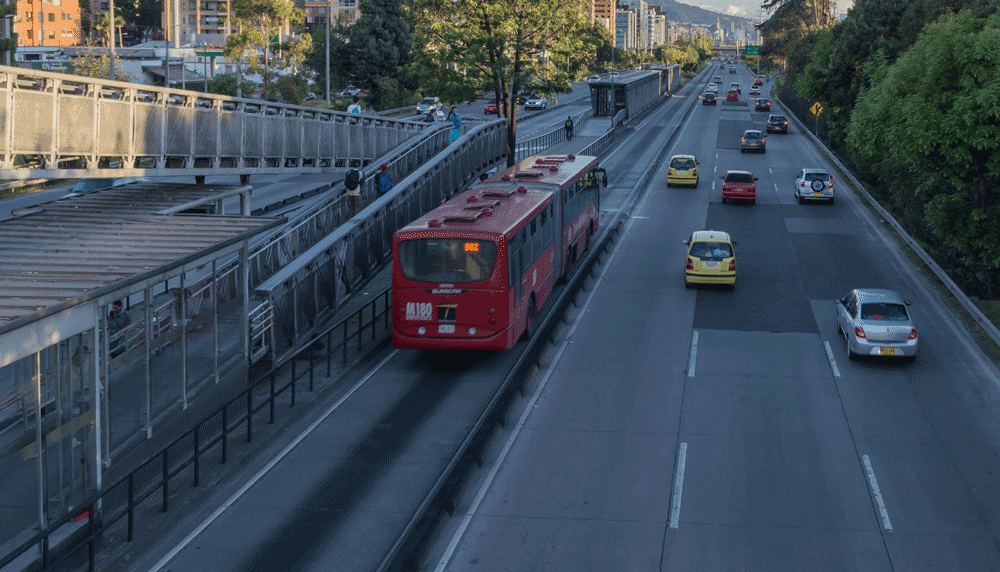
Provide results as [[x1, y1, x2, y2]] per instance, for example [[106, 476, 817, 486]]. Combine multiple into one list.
[[392, 327, 512, 350]]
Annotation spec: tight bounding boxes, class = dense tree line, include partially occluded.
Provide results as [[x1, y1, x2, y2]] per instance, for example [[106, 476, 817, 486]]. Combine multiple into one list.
[[762, 0, 1000, 298]]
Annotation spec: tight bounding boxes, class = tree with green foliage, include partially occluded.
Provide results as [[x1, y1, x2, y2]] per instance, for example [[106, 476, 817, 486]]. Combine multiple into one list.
[[305, 24, 352, 101], [847, 10, 1000, 286], [344, 0, 416, 110], [205, 73, 256, 97], [71, 50, 135, 82], [228, 0, 305, 96], [410, 0, 591, 166]]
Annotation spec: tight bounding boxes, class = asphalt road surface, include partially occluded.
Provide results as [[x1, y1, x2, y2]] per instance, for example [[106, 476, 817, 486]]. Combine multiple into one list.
[[124, 64, 1000, 571]]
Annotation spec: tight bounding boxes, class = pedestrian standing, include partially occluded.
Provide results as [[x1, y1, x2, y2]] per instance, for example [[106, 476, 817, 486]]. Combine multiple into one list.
[[378, 164, 392, 196], [564, 116, 574, 141], [424, 110, 436, 123], [447, 106, 462, 144], [348, 95, 361, 115]]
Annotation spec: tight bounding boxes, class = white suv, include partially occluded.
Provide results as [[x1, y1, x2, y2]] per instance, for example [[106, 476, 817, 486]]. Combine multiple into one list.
[[794, 168, 834, 204]]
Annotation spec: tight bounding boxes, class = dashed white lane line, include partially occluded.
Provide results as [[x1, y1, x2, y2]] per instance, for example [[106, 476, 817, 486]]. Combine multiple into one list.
[[687, 330, 699, 377], [669, 442, 688, 529], [773, 183, 779, 195], [862, 455, 893, 532], [823, 340, 841, 377], [711, 180, 716, 191], [714, 164, 717, 173], [769, 167, 773, 174]]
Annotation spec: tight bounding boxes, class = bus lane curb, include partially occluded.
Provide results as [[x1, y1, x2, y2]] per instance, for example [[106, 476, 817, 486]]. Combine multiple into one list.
[[376, 63, 716, 572]]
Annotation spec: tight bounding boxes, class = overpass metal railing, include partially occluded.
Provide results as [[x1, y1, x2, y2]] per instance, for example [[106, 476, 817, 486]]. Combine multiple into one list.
[[253, 119, 508, 363], [246, 123, 454, 292], [0, 65, 427, 180], [513, 108, 593, 161]]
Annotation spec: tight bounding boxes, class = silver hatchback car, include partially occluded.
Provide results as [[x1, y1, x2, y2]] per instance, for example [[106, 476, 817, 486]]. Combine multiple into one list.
[[795, 168, 834, 204], [836, 288, 917, 362]]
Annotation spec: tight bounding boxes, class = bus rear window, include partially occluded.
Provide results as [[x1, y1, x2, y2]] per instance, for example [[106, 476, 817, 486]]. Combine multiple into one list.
[[398, 239, 498, 283]]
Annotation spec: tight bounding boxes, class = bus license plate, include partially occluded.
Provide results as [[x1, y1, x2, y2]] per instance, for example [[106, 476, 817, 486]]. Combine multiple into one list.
[[879, 347, 895, 356], [438, 324, 455, 334]]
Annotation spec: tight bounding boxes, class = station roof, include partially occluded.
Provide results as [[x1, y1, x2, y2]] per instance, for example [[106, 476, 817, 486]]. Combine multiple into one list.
[[587, 70, 662, 86], [0, 182, 284, 333]]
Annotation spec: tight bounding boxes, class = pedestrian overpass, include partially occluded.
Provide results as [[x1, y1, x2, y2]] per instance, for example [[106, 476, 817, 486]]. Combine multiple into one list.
[[0, 65, 424, 180]]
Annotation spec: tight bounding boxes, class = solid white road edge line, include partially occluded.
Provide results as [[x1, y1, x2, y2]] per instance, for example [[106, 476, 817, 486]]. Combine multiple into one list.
[[687, 330, 699, 378], [823, 340, 841, 377], [434, 132, 665, 571], [862, 454, 893, 532], [147, 349, 400, 572], [669, 442, 688, 529]]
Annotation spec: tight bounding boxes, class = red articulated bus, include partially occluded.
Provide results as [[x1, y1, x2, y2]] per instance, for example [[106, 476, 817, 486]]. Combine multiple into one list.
[[392, 154, 607, 350]]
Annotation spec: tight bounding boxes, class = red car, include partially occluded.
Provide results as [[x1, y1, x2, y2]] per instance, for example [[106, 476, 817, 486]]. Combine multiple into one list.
[[726, 89, 739, 101], [484, 101, 498, 114], [721, 170, 758, 205], [753, 78, 763, 86]]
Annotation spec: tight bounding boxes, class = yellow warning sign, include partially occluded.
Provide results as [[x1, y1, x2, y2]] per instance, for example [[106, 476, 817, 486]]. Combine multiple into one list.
[[810, 102, 823, 116]]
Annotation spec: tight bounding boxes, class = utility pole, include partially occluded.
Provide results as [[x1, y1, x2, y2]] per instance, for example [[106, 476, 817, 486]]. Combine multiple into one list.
[[109, 0, 117, 81], [325, 0, 331, 105]]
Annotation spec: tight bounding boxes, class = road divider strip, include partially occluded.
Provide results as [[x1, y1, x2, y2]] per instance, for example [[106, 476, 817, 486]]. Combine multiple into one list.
[[669, 442, 688, 529], [862, 454, 893, 532], [823, 340, 841, 377]]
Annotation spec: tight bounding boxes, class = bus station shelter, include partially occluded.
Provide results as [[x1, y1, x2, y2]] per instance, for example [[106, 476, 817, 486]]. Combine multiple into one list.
[[0, 182, 283, 558]]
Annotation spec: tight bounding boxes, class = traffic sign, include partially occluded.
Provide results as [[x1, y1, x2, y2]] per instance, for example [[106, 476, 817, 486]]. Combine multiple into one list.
[[744, 45, 760, 56], [810, 102, 823, 116]]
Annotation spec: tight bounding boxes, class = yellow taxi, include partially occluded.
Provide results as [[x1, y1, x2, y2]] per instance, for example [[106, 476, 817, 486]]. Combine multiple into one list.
[[683, 230, 736, 288], [667, 154, 699, 188]]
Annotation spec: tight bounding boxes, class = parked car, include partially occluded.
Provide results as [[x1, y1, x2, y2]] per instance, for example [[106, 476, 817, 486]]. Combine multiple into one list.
[[721, 170, 757, 204], [794, 168, 834, 204], [63, 177, 148, 198], [766, 114, 789, 133], [684, 230, 737, 288], [304, 92, 317, 101], [524, 97, 548, 110], [740, 130, 766, 153], [755, 98, 771, 111], [588, 74, 601, 82], [341, 85, 360, 97], [415, 96, 441, 114], [837, 288, 917, 362], [703, 92, 717, 105]]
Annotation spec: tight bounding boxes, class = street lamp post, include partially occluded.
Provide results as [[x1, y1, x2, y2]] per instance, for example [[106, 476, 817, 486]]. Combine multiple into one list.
[[325, 0, 331, 105], [108, 0, 117, 81]]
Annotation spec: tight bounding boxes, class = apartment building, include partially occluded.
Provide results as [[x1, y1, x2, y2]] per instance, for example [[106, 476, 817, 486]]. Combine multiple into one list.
[[302, 0, 359, 26], [162, 0, 232, 44], [16, 0, 80, 47]]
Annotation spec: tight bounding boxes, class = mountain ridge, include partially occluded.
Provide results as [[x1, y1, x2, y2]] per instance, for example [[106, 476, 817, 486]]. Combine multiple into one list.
[[645, 0, 754, 29]]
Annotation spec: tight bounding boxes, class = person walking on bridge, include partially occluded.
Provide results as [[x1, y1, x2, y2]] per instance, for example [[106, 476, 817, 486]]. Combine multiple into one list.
[[564, 116, 574, 141]]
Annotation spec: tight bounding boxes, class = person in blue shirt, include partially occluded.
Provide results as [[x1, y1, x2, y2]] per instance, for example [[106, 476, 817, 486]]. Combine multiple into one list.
[[378, 164, 392, 195], [447, 106, 462, 143]]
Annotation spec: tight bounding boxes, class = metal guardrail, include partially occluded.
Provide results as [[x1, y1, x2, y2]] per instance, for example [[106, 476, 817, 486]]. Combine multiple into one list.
[[0, 289, 393, 572], [776, 94, 1000, 350], [513, 108, 593, 161], [0, 65, 427, 179]]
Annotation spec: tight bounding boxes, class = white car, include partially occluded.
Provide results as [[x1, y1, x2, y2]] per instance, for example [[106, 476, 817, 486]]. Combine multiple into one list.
[[524, 97, 548, 110], [749, 85, 760, 96], [713, 75, 723, 83], [729, 82, 742, 94], [794, 168, 834, 204], [415, 96, 441, 114], [837, 288, 917, 362], [706, 83, 719, 93], [588, 75, 601, 82]]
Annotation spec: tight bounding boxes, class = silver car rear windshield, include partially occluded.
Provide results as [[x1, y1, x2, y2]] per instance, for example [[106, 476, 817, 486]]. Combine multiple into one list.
[[860, 303, 909, 321], [805, 172, 831, 181]]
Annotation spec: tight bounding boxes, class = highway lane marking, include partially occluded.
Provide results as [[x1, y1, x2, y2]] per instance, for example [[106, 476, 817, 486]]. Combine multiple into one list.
[[669, 442, 688, 529], [434, 147, 660, 571], [713, 164, 717, 173], [687, 331, 699, 377], [773, 183, 779, 195], [147, 349, 400, 572], [862, 454, 893, 532], [711, 180, 716, 191], [823, 340, 841, 377], [769, 167, 773, 175]]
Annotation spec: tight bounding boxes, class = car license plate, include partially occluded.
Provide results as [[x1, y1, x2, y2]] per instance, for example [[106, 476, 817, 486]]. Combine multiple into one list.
[[438, 324, 455, 334], [879, 347, 895, 356], [703, 261, 719, 268], [813, 192, 822, 196]]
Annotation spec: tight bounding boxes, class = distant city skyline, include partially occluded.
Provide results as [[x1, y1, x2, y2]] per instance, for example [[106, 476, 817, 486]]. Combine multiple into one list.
[[688, 0, 854, 19]]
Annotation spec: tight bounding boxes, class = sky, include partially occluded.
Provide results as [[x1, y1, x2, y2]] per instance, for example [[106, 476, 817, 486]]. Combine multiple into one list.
[[690, 0, 855, 19]]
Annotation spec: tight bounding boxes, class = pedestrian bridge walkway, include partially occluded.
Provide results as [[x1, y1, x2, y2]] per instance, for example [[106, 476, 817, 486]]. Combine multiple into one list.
[[0, 65, 425, 180]]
